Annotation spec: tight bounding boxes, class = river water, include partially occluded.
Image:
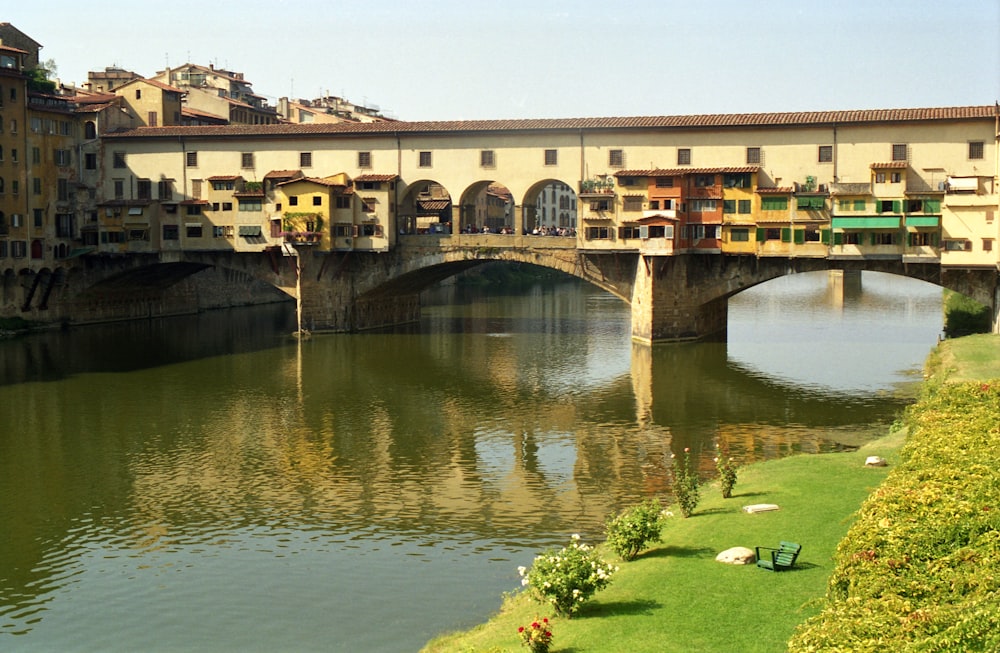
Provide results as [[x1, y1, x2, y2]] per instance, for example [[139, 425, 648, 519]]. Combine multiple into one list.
[[0, 270, 942, 652]]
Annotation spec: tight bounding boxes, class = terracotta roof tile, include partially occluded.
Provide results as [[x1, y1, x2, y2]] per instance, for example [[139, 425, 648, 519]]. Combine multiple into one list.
[[756, 187, 795, 194], [264, 169, 303, 179], [104, 105, 998, 140], [207, 175, 242, 181], [870, 161, 910, 169], [354, 174, 398, 182]]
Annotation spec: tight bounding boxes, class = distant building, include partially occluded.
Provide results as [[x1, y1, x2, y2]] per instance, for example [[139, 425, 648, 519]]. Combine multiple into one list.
[[151, 63, 279, 125], [534, 181, 577, 231], [85, 66, 141, 93], [277, 95, 390, 124], [0, 22, 42, 69]]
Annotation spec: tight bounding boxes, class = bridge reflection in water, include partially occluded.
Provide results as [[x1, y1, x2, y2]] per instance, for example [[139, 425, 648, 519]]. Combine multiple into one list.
[[0, 271, 941, 650]]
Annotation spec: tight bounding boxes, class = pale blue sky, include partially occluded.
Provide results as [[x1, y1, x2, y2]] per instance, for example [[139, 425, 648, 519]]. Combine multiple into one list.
[[5, 0, 999, 121]]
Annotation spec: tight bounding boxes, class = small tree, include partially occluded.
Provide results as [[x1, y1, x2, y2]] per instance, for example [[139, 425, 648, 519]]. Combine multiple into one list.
[[671, 447, 700, 518], [715, 443, 738, 498], [604, 498, 667, 561]]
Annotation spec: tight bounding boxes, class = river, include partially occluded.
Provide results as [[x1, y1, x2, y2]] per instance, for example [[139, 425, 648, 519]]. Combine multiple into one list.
[[0, 270, 942, 652]]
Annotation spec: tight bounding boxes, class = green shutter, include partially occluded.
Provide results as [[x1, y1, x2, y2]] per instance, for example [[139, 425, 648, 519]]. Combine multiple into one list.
[[762, 196, 788, 211], [794, 229, 805, 244], [809, 197, 824, 210], [738, 199, 751, 214], [723, 200, 736, 214], [821, 229, 831, 244], [756, 228, 766, 242], [853, 199, 866, 211], [892, 200, 902, 213], [781, 227, 791, 242], [924, 199, 940, 213], [796, 197, 811, 210]]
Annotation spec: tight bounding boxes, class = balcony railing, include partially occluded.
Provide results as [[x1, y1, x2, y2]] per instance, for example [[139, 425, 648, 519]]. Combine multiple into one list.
[[281, 231, 323, 243]]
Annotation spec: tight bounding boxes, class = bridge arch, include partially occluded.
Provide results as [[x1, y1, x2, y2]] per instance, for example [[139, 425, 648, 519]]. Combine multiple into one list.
[[520, 178, 578, 234], [398, 178, 453, 234]]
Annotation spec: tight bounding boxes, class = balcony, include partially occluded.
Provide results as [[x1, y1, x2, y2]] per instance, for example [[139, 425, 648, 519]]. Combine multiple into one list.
[[281, 231, 323, 244], [579, 178, 615, 197], [642, 209, 676, 220]]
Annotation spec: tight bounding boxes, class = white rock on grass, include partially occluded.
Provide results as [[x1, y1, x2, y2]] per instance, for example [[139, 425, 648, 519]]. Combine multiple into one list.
[[716, 546, 756, 564]]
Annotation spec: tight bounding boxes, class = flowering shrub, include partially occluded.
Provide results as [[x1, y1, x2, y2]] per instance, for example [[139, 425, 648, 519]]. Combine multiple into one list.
[[714, 444, 738, 498], [517, 617, 553, 653], [671, 447, 700, 517], [518, 534, 618, 616], [604, 498, 667, 561]]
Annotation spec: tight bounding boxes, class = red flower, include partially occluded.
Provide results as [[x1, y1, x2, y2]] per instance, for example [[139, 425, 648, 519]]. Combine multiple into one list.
[[518, 626, 525, 633]]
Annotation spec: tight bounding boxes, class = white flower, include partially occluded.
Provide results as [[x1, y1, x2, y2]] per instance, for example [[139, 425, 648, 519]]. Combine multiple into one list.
[[517, 566, 526, 576], [571, 533, 580, 541], [521, 578, 529, 586]]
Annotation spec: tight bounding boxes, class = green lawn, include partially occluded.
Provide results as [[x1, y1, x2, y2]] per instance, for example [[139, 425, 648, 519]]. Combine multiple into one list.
[[929, 334, 1000, 383], [423, 430, 904, 653]]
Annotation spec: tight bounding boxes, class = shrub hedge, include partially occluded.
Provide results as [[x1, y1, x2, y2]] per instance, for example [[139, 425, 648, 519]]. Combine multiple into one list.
[[789, 380, 1000, 652]]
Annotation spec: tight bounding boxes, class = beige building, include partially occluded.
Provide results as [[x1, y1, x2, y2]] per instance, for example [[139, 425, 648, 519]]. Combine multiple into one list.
[[151, 63, 279, 125], [91, 106, 998, 274], [278, 95, 389, 124]]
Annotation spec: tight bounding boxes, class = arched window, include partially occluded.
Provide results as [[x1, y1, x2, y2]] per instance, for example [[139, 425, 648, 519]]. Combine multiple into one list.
[[84, 121, 97, 139]]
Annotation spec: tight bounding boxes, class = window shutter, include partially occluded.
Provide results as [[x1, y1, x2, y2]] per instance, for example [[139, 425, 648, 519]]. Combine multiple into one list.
[[821, 229, 831, 244], [925, 199, 940, 213], [833, 232, 843, 246], [755, 228, 766, 242], [794, 229, 805, 244], [893, 200, 902, 213], [781, 227, 791, 242]]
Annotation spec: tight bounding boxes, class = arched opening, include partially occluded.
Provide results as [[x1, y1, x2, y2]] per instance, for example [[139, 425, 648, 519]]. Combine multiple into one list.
[[521, 179, 578, 236], [30, 239, 44, 260], [398, 180, 453, 234], [457, 181, 514, 234], [84, 121, 97, 139]]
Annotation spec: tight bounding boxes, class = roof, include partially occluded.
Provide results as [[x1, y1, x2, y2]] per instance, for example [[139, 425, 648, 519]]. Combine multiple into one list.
[[277, 176, 346, 188], [115, 77, 185, 94], [102, 105, 999, 140], [871, 161, 910, 169], [207, 175, 243, 181], [417, 200, 450, 211], [354, 174, 398, 182], [264, 169, 302, 179], [757, 187, 795, 194], [616, 166, 760, 177]]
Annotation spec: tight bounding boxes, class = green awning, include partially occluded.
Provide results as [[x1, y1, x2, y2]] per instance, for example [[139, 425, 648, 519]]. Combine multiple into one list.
[[831, 217, 899, 229], [904, 216, 940, 228]]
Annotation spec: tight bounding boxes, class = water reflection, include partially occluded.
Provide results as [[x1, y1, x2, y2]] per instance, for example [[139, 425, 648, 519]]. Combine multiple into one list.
[[0, 272, 942, 651]]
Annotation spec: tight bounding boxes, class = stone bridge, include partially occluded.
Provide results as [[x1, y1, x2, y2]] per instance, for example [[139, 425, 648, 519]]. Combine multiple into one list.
[[10, 235, 997, 342]]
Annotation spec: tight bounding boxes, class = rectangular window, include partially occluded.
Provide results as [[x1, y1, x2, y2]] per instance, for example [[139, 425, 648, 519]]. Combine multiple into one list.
[[890, 172, 901, 183], [872, 232, 896, 246], [336, 196, 351, 209], [969, 141, 984, 160], [891, 144, 907, 161], [875, 172, 886, 183], [113, 151, 126, 168], [186, 205, 202, 216], [11, 240, 26, 257], [300, 152, 312, 167], [186, 225, 203, 238], [34, 209, 43, 227], [761, 196, 788, 211], [818, 145, 833, 163], [158, 180, 173, 201], [137, 179, 151, 200], [623, 197, 643, 211], [984, 239, 994, 252], [312, 196, 322, 206], [85, 152, 97, 170], [289, 196, 298, 206], [723, 200, 736, 214], [192, 179, 202, 198], [358, 151, 372, 168], [723, 173, 750, 188], [609, 149, 624, 167], [738, 199, 751, 214], [222, 202, 233, 211], [186, 151, 198, 167], [853, 199, 866, 211], [689, 199, 717, 212], [746, 147, 761, 164], [54, 149, 71, 166], [694, 174, 714, 188], [419, 151, 432, 167], [544, 149, 557, 166], [730, 228, 750, 242], [677, 148, 691, 165], [655, 177, 673, 188], [480, 150, 495, 168], [241, 152, 254, 168], [163, 225, 179, 240], [584, 226, 611, 240], [147, 111, 157, 127], [238, 199, 262, 211], [32, 177, 42, 195], [31, 147, 40, 164]]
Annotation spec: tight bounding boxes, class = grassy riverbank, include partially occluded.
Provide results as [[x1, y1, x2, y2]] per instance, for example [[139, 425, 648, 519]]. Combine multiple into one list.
[[423, 334, 1000, 653]]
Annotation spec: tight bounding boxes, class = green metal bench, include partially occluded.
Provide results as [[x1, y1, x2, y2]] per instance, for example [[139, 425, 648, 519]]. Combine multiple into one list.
[[755, 541, 802, 571]]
